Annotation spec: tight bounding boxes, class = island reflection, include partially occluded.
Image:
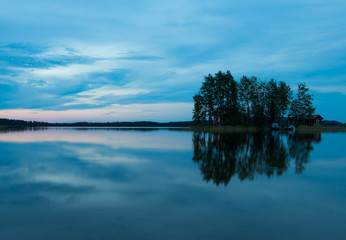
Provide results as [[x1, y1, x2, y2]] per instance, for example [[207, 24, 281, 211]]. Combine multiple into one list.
[[192, 132, 321, 185]]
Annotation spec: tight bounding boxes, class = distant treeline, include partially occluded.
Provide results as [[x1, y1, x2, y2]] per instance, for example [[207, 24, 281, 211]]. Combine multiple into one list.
[[322, 120, 346, 127], [0, 118, 49, 127], [51, 121, 193, 127], [193, 70, 315, 126], [0, 119, 193, 127]]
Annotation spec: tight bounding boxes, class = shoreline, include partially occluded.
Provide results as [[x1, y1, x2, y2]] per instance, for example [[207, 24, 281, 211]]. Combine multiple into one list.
[[1, 125, 346, 133], [188, 125, 346, 133]]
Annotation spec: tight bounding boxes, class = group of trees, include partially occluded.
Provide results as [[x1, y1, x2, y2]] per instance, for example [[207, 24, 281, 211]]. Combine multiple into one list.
[[0, 118, 49, 127], [0, 119, 193, 128], [193, 71, 315, 126]]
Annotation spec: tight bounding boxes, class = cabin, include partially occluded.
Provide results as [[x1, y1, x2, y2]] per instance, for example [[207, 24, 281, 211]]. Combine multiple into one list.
[[288, 114, 323, 127], [304, 115, 323, 126]]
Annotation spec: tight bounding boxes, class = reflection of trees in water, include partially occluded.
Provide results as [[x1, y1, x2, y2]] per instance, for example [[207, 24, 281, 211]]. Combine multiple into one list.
[[192, 132, 321, 186], [288, 133, 320, 174]]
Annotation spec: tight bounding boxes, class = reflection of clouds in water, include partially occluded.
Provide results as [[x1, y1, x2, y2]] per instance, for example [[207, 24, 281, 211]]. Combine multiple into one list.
[[0, 169, 97, 206], [0, 163, 131, 207], [0, 129, 192, 150], [63, 145, 148, 165], [0, 142, 130, 206], [0, 130, 345, 239], [313, 158, 346, 167], [34, 172, 114, 191], [0, 131, 196, 207]]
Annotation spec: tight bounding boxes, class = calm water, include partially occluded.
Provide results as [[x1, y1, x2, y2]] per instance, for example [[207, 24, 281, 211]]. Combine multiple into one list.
[[0, 128, 345, 240]]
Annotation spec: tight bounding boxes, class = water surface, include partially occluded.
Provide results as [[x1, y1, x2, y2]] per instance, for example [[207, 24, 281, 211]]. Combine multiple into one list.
[[0, 128, 345, 239]]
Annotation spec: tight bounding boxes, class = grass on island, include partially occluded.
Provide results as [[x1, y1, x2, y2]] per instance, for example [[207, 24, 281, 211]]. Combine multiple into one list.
[[295, 126, 346, 133], [189, 125, 346, 133], [189, 125, 268, 133]]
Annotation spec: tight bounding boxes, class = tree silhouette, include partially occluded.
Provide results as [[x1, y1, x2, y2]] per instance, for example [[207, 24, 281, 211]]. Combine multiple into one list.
[[192, 71, 303, 127], [289, 83, 315, 123]]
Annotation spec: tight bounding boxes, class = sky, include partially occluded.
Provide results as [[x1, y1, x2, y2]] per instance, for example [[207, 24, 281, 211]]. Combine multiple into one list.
[[0, 0, 345, 123]]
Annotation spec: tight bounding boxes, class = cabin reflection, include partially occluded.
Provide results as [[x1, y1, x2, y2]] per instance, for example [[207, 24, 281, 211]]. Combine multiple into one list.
[[192, 132, 321, 186]]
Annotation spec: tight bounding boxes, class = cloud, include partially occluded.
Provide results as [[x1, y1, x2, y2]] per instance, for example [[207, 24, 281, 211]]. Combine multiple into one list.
[[63, 145, 147, 166], [310, 86, 346, 95], [0, 102, 193, 122], [314, 158, 346, 167], [63, 85, 152, 106], [29, 60, 115, 79], [0, 0, 346, 121], [75, 86, 151, 98]]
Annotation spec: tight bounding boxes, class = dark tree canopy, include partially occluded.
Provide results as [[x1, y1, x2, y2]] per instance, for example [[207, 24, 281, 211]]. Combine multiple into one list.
[[289, 83, 315, 123], [192, 70, 313, 127]]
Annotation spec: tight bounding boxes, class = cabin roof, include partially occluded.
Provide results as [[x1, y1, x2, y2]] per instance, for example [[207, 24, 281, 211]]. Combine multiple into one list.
[[304, 114, 323, 120]]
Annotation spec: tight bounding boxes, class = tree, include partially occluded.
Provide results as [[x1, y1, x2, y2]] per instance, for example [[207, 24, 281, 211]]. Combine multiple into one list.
[[213, 71, 228, 124], [193, 93, 204, 125], [193, 71, 241, 126], [265, 79, 292, 124], [215, 71, 240, 125], [289, 83, 315, 123], [265, 79, 279, 123], [239, 76, 258, 125], [252, 81, 267, 126], [226, 75, 241, 125], [200, 74, 216, 125], [192, 71, 312, 127], [277, 81, 293, 119]]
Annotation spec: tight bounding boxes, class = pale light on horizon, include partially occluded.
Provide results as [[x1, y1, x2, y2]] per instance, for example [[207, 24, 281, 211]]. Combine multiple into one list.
[[0, 102, 193, 123]]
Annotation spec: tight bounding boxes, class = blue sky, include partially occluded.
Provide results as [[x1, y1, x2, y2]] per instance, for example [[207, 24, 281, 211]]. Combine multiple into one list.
[[0, 0, 345, 122]]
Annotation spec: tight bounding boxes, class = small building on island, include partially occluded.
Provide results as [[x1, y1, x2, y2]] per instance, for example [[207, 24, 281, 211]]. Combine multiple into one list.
[[304, 114, 323, 126], [288, 114, 323, 127]]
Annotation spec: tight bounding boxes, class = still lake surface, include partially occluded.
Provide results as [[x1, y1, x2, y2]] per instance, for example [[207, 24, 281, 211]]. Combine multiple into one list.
[[0, 128, 345, 240]]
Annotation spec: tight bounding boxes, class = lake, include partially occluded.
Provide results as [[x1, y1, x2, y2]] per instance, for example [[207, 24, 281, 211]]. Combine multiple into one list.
[[0, 128, 345, 240]]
